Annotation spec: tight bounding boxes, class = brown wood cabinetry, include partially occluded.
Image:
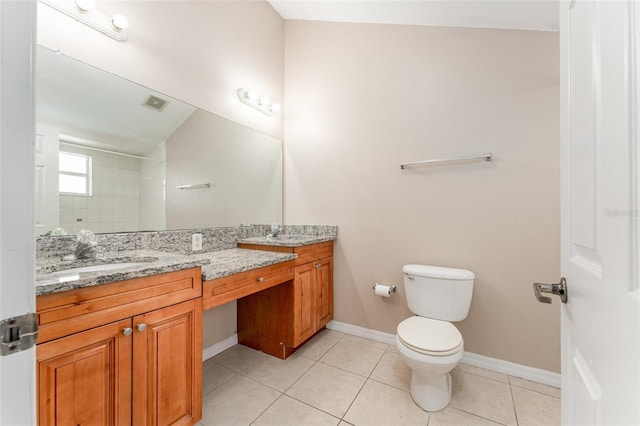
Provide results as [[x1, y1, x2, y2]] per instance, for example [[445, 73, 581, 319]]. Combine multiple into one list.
[[236, 241, 334, 359], [133, 299, 202, 426], [202, 261, 294, 310], [37, 318, 132, 425], [292, 255, 333, 346], [36, 268, 203, 426]]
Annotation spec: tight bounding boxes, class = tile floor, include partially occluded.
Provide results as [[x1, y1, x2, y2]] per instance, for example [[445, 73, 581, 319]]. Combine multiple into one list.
[[198, 330, 560, 426]]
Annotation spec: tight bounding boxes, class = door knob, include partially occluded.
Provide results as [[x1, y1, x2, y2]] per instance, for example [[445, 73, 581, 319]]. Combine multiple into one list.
[[136, 323, 147, 332], [533, 278, 568, 304], [123, 327, 133, 336]]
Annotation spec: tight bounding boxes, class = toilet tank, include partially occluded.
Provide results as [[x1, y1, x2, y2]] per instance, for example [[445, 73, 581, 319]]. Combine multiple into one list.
[[403, 264, 474, 322]]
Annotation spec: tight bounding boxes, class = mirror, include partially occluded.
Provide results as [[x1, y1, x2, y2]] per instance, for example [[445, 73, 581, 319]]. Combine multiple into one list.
[[35, 45, 282, 235]]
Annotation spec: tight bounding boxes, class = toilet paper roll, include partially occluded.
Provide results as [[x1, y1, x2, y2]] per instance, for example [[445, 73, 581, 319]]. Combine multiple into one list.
[[374, 284, 393, 297]]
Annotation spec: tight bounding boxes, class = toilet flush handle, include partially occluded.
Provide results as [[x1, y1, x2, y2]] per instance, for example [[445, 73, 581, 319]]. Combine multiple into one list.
[[403, 272, 414, 280]]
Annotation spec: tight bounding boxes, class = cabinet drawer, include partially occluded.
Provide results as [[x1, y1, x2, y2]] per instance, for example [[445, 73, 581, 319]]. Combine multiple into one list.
[[237, 241, 334, 267], [203, 261, 294, 310], [37, 267, 202, 343], [293, 241, 333, 266]]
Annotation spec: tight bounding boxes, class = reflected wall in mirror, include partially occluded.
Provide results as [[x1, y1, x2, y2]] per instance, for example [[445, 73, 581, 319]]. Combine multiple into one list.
[[35, 45, 282, 235]]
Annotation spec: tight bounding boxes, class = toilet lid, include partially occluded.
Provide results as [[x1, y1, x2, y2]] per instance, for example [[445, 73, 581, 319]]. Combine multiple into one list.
[[397, 316, 463, 356]]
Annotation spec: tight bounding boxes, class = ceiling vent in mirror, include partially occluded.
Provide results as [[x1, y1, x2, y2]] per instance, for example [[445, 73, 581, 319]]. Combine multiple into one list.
[[143, 95, 169, 112]]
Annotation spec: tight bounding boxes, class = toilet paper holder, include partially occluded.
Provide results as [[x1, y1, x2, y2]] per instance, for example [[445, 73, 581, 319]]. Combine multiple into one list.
[[372, 283, 396, 293]]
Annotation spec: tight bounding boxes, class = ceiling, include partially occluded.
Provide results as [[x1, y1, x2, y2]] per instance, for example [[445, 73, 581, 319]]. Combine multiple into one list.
[[37, 47, 196, 156], [267, 0, 559, 31]]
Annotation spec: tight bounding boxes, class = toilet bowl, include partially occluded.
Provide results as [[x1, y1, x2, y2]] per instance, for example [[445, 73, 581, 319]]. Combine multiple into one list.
[[397, 265, 474, 412]]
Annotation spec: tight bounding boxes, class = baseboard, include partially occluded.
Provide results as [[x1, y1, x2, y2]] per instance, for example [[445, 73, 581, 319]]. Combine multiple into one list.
[[202, 334, 238, 361], [326, 320, 561, 388], [327, 320, 397, 345], [461, 352, 561, 388]]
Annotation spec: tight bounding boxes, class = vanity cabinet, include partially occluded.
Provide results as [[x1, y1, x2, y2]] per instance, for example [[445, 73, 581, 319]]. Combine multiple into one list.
[[37, 318, 132, 425], [292, 255, 333, 345], [36, 268, 203, 426], [236, 241, 334, 359]]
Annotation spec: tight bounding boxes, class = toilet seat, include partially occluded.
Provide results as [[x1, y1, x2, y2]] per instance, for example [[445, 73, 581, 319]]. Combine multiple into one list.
[[397, 316, 463, 357]]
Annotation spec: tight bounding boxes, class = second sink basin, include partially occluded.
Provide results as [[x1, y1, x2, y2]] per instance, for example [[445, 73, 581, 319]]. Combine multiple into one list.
[[44, 262, 148, 277]]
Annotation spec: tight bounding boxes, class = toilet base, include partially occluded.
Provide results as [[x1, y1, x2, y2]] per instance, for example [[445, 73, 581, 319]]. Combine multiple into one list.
[[409, 371, 452, 412]]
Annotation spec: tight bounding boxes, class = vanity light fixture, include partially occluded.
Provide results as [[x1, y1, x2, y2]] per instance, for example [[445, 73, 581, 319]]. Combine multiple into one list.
[[74, 0, 95, 12], [40, 0, 129, 42], [111, 14, 129, 31], [237, 88, 281, 116]]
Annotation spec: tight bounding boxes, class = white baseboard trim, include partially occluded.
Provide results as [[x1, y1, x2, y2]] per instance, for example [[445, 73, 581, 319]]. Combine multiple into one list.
[[327, 320, 397, 345], [461, 351, 561, 388], [326, 320, 561, 388], [202, 334, 238, 361]]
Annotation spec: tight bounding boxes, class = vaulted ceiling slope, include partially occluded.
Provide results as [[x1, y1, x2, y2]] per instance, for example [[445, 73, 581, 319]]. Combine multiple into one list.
[[267, 0, 559, 31]]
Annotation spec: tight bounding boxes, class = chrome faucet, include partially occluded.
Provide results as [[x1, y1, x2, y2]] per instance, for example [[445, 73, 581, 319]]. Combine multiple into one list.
[[62, 229, 97, 260], [266, 223, 282, 238]]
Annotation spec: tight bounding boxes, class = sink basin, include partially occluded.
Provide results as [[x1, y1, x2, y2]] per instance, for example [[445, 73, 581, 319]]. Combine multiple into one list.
[[44, 262, 148, 277], [38, 256, 159, 278]]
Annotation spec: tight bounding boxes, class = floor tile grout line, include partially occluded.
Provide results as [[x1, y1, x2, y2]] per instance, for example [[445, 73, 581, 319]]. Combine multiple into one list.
[[337, 336, 390, 352], [508, 381, 521, 426], [367, 376, 410, 393], [234, 357, 318, 395], [337, 376, 369, 423], [241, 351, 342, 425], [201, 362, 238, 397], [456, 367, 511, 385], [316, 358, 377, 380], [450, 406, 512, 426], [278, 354, 319, 395], [334, 349, 387, 422], [508, 382, 561, 399], [278, 392, 344, 424], [247, 392, 285, 426]]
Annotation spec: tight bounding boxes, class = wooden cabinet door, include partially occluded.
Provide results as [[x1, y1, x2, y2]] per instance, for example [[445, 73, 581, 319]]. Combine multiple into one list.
[[316, 256, 333, 329], [133, 299, 202, 426], [293, 262, 317, 346], [37, 318, 132, 426]]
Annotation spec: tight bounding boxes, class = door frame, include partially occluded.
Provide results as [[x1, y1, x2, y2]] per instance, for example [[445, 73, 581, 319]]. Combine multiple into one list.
[[0, 0, 37, 424]]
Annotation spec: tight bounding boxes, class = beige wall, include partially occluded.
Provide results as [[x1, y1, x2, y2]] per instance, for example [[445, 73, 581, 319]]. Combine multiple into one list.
[[37, 0, 285, 139], [284, 21, 561, 372]]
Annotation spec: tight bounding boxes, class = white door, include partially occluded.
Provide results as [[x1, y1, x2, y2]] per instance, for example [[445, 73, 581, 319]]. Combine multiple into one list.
[[0, 0, 37, 424], [559, 0, 640, 424]]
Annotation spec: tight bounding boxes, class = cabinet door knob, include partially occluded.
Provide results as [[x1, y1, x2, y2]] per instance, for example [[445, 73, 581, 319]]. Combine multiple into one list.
[[123, 327, 133, 336], [315, 264, 321, 269], [257, 277, 264, 283], [136, 323, 147, 332]]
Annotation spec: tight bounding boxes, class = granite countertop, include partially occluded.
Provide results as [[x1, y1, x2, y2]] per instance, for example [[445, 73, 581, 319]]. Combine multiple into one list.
[[35, 248, 297, 296], [238, 234, 336, 248]]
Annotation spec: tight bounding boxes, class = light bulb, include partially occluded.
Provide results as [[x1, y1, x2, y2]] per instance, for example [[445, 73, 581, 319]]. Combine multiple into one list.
[[75, 0, 95, 12], [259, 96, 270, 106], [112, 14, 129, 31], [270, 103, 281, 112]]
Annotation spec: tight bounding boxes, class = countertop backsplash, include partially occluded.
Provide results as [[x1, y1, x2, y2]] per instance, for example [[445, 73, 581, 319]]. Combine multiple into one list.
[[36, 224, 338, 259]]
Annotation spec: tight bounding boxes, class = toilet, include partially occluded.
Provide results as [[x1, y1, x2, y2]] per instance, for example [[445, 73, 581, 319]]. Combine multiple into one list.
[[396, 264, 474, 412]]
